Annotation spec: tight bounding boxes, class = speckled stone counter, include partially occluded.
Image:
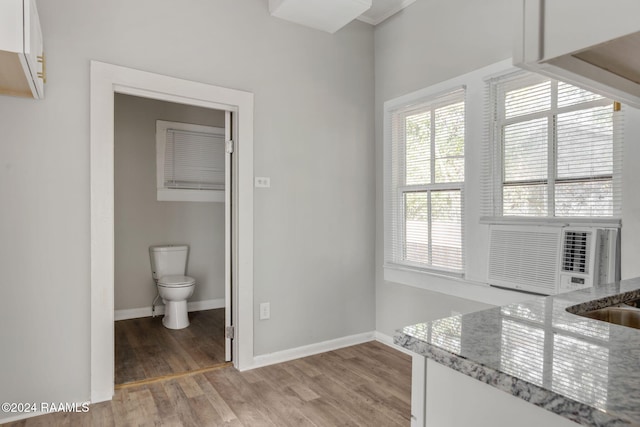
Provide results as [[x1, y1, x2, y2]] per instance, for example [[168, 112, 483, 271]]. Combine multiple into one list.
[[394, 278, 640, 427]]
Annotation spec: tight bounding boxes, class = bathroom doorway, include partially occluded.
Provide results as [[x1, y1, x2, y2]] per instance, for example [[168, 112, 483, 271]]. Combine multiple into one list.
[[90, 61, 255, 403], [113, 94, 231, 385]]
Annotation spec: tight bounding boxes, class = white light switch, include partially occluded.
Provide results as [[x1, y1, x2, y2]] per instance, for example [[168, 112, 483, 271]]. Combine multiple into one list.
[[260, 302, 270, 320], [255, 177, 271, 188]]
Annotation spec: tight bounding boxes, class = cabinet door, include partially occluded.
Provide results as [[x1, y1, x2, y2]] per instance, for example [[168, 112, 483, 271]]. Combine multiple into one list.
[[543, 0, 640, 60], [515, 0, 640, 108], [0, 0, 23, 52], [23, 0, 44, 98]]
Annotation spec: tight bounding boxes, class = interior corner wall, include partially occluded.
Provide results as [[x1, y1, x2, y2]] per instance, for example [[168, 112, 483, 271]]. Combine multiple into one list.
[[373, 0, 518, 337], [0, 0, 374, 417], [373, 0, 640, 338], [620, 109, 640, 280], [114, 94, 226, 312]]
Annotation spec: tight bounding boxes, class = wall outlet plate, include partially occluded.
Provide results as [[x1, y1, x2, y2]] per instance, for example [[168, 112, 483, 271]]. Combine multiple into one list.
[[255, 177, 271, 188], [260, 302, 271, 320]]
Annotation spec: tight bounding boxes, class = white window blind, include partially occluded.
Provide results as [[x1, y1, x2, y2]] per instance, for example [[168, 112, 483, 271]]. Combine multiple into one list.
[[385, 88, 465, 275], [156, 120, 226, 202], [482, 72, 623, 219], [164, 129, 225, 190]]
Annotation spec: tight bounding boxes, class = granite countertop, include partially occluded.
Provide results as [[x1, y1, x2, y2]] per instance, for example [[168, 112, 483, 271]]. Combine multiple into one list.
[[394, 278, 640, 427]]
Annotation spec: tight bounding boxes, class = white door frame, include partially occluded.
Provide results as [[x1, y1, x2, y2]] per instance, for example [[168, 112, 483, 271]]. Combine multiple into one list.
[[224, 110, 233, 362], [90, 61, 254, 403]]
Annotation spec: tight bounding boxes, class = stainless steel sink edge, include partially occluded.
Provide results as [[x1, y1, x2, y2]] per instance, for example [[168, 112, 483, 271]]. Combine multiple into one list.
[[565, 289, 640, 315], [567, 295, 640, 330]]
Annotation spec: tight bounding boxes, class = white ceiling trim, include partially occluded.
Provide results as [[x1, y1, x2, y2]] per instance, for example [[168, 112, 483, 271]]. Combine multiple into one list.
[[269, 0, 372, 34], [357, 0, 416, 26], [268, 0, 416, 33]]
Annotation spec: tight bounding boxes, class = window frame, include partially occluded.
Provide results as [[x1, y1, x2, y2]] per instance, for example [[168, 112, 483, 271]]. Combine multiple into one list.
[[385, 87, 466, 277], [156, 120, 226, 203], [487, 72, 622, 220]]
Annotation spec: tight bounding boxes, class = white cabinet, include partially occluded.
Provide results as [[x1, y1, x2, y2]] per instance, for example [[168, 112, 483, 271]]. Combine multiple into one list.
[[515, 0, 640, 108], [0, 0, 45, 99], [419, 359, 578, 427]]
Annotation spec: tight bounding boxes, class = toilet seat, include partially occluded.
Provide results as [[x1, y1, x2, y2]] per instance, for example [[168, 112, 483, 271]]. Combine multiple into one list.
[[158, 275, 196, 288]]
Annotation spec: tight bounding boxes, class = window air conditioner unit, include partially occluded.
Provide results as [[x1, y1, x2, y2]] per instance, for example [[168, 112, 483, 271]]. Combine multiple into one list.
[[487, 225, 620, 295]]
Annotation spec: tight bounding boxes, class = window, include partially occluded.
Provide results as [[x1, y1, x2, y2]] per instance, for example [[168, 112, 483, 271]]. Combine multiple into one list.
[[385, 88, 465, 275], [484, 72, 623, 218], [156, 120, 226, 202]]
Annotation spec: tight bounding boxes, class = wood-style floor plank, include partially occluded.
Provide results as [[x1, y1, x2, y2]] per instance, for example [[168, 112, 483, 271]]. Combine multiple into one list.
[[115, 309, 226, 385], [5, 341, 411, 427], [192, 373, 239, 424]]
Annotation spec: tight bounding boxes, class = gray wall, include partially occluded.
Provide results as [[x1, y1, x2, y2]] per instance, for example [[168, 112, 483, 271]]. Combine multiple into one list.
[[374, 0, 527, 336], [114, 94, 226, 311], [0, 0, 374, 414]]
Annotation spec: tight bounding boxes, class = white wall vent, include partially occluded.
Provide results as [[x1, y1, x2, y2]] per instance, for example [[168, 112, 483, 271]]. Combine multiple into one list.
[[488, 225, 619, 295]]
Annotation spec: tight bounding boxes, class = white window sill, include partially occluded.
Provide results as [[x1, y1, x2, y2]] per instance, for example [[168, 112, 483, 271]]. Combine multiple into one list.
[[157, 189, 224, 203], [383, 265, 536, 306], [480, 216, 621, 228]]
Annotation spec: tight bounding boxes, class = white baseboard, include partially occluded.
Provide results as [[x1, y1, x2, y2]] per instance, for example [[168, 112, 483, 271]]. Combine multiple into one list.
[[374, 331, 416, 356], [114, 298, 225, 321], [247, 331, 376, 371], [187, 298, 225, 313], [90, 390, 113, 404]]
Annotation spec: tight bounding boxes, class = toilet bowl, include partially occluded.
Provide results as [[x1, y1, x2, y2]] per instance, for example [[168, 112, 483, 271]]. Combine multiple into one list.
[[149, 245, 196, 330], [157, 275, 196, 329]]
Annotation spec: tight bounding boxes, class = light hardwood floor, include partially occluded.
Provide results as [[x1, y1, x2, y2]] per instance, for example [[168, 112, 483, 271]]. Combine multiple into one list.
[[5, 341, 411, 427], [115, 309, 226, 385]]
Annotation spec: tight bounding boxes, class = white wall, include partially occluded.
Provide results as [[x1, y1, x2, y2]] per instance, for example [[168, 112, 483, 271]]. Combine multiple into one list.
[[0, 0, 374, 416], [621, 112, 640, 279], [374, 0, 640, 337], [114, 94, 225, 311], [373, 0, 518, 336]]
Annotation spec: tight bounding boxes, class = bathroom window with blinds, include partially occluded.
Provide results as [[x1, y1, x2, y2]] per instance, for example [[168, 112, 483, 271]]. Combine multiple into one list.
[[483, 72, 623, 218], [156, 120, 225, 202], [384, 88, 465, 275]]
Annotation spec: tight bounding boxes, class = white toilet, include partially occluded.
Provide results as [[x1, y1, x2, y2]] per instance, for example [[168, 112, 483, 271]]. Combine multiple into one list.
[[149, 245, 196, 330]]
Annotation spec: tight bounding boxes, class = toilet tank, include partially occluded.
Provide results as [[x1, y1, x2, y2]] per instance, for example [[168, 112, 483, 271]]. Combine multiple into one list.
[[149, 245, 189, 280]]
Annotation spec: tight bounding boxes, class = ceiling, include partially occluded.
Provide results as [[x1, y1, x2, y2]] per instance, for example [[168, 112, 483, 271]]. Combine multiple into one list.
[[357, 0, 416, 26], [268, 0, 416, 34]]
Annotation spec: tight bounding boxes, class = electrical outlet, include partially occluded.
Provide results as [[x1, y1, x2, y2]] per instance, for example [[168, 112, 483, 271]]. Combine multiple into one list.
[[255, 177, 271, 188], [260, 302, 270, 320]]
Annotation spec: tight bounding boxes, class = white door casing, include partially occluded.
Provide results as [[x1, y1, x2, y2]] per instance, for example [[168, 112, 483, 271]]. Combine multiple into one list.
[[90, 61, 254, 403], [224, 110, 232, 362]]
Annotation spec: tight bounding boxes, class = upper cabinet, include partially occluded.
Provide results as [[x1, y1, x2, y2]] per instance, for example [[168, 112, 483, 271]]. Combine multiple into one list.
[[514, 0, 640, 108], [0, 0, 45, 99]]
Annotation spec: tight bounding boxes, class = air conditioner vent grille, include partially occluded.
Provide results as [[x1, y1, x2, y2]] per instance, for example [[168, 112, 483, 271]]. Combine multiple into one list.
[[562, 231, 590, 274], [488, 227, 560, 291]]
